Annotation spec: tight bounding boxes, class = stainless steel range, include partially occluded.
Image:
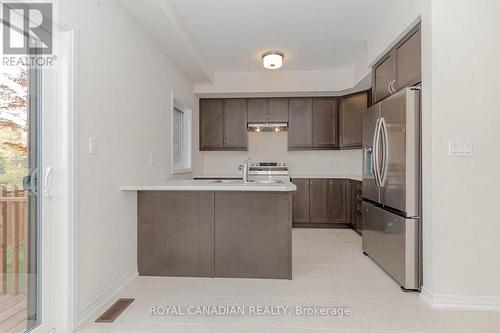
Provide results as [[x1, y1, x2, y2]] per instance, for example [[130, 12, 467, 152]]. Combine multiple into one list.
[[247, 161, 290, 184]]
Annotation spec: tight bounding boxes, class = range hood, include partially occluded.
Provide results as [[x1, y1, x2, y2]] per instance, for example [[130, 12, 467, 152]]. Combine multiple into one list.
[[247, 122, 288, 132]]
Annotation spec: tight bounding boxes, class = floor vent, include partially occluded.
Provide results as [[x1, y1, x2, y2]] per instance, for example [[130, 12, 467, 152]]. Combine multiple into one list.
[[95, 298, 134, 323]]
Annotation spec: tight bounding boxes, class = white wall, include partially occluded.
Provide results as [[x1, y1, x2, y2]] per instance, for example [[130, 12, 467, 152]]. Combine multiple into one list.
[[200, 132, 361, 178], [57, 0, 201, 325], [194, 67, 357, 95], [366, 1, 423, 65], [420, 0, 500, 309]]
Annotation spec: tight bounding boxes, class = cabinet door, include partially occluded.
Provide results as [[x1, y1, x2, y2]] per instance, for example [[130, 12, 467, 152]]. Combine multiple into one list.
[[313, 98, 338, 148], [247, 98, 268, 123], [268, 98, 289, 122], [291, 178, 309, 223], [309, 179, 330, 223], [373, 51, 396, 104], [329, 179, 348, 223], [224, 99, 247, 148], [288, 98, 313, 149], [339, 92, 368, 149], [349, 180, 357, 227], [395, 25, 421, 90], [200, 99, 224, 149]]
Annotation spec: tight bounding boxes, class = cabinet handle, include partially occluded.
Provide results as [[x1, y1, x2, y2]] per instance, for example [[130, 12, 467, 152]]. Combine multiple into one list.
[[388, 81, 392, 94]]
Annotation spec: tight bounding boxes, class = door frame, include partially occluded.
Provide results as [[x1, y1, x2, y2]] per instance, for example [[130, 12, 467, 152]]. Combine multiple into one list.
[[30, 23, 78, 333]]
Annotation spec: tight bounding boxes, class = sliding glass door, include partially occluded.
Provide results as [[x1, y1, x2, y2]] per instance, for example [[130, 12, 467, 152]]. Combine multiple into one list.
[[0, 23, 44, 333]]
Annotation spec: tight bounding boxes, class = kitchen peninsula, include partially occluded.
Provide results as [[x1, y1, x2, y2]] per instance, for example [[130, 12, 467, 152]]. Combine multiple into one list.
[[121, 179, 296, 279]]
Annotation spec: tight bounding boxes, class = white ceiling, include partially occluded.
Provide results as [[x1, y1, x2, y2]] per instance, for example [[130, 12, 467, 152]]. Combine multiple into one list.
[[168, 0, 392, 72]]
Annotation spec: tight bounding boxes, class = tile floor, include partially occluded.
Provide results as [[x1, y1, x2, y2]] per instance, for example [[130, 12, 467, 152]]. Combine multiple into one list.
[[78, 229, 500, 333]]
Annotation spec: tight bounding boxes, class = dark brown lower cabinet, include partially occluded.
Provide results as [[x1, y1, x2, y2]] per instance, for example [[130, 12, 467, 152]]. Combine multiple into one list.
[[292, 178, 355, 227], [138, 190, 292, 279], [347, 180, 363, 234], [329, 179, 348, 223], [309, 179, 330, 223], [291, 178, 309, 223]]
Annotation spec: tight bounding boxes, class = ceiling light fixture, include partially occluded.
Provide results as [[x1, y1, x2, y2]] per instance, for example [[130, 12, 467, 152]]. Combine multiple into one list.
[[262, 51, 284, 70]]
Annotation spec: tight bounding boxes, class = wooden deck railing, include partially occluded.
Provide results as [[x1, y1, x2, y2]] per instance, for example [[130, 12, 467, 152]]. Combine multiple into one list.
[[0, 185, 28, 295]]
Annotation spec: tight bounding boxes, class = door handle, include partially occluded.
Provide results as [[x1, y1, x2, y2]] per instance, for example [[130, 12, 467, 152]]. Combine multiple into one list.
[[372, 118, 381, 186], [44, 167, 53, 197], [30, 168, 39, 197], [379, 118, 389, 186]]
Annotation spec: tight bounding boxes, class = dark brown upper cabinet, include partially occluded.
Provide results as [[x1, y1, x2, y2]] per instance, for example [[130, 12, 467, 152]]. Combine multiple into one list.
[[247, 98, 289, 123], [288, 98, 313, 149], [200, 98, 247, 151], [247, 98, 268, 123], [395, 25, 421, 90], [312, 98, 339, 149], [200, 99, 224, 149], [329, 179, 348, 223], [339, 91, 369, 149], [223, 99, 248, 148], [268, 98, 289, 122], [309, 178, 330, 223], [291, 178, 310, 223], [288, 97, 340, 150], [372, 23, 421, 104]]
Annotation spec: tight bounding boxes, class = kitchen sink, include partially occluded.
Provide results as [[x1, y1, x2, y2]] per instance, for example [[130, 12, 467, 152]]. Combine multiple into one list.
[[209, 180, 244, 184], [209, 179, 284, 185], [254, 180, 284, 184]]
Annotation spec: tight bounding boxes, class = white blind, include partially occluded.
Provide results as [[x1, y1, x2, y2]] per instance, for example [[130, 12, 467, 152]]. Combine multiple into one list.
[[173, 107, 184, 167]]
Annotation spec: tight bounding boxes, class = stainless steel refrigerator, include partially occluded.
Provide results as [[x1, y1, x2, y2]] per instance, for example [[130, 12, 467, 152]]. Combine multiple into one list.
[[362, 87, 421, 291]]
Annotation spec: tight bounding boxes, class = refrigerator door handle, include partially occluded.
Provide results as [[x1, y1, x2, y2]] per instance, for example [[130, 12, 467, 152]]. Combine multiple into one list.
[[372, 118, 382, 186], [380, 117, 389, 186]]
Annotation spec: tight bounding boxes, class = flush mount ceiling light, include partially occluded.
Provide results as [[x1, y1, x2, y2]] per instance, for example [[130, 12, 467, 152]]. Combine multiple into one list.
[[262, 51, 284, 70]]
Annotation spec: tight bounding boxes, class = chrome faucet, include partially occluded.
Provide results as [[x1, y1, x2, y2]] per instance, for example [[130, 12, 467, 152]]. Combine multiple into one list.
[[238, 157, 252, 183]]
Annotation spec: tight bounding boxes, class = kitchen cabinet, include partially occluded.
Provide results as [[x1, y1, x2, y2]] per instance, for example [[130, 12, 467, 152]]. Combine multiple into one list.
[[312, 98, 339, 149], [288, 98, 313, 149], [200, 99, 224, 149], [372, 23, 421, 104], [201, 92, 367, 151], [309, 179, 330, 223], [291, 178, 309, 223], [223, 99, 247, 148], [288, 97, 340, 150], [395, 26, 421, 90], [329, 179, 348, 223], [200, 98, 247, 151], [373, 51, 396, 103], [292, 178, 354, 227], [347, 180, 363, 234], [247, 98, 268, 123], [247, 98, 289, 123], [339, 91, 369, 149]]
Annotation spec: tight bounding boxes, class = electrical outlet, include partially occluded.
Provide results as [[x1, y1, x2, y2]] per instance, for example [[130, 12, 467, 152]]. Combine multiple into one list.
[[448, 140, 473, 157]]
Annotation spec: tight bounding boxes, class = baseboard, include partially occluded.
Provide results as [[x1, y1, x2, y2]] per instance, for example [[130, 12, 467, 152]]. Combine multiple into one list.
[[293, 223, 352, 229], [420, 287, 500, 312], [78, 268, 138, 327]]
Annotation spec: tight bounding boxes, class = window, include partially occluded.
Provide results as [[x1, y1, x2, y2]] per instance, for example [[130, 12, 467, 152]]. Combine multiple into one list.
[[171, 95, 192, 174]]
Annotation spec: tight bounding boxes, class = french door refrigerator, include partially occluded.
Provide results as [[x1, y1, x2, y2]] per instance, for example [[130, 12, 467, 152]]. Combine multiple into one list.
[[362, 87, 421, 291]]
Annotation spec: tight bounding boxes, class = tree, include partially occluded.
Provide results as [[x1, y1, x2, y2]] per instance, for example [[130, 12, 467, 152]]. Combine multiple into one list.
[[0, 66, 28, 187]]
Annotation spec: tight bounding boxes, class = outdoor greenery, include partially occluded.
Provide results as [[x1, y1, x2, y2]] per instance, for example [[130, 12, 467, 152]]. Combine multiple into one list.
[[0, 67, 28, 188]]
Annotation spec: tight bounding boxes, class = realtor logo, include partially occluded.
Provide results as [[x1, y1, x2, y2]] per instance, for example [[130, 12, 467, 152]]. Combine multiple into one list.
[[2, 3, 53, 54]]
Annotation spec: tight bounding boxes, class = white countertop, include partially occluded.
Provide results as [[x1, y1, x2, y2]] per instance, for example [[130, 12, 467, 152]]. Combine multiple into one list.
[[121, 179, 297, 192], [290, 175, 362, 181], [194, 175, 362, 181]]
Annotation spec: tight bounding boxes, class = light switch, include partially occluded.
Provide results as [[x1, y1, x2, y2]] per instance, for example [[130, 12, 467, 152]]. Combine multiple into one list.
[[88, 137, 98, 155], [449, 140, 473, 157], [149, 152, 154, 165]]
